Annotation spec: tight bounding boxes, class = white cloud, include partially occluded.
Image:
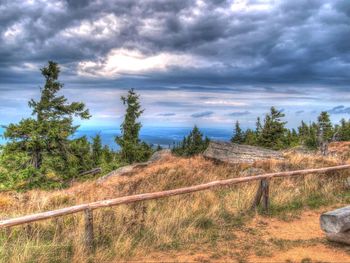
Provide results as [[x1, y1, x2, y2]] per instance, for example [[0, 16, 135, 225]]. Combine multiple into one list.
[[77, 48, 216, 78], [61, 14, 121, 40]]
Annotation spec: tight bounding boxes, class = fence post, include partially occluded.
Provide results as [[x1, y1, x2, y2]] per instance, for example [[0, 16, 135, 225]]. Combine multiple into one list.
[[251, 179, 270, 213], [261, 179, 270, 213], [251, 180, 263, 210], [84, 208, 94, 254]]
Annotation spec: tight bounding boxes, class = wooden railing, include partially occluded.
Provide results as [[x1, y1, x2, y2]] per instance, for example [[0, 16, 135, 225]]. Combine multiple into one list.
[[1, 164, 350, 253]]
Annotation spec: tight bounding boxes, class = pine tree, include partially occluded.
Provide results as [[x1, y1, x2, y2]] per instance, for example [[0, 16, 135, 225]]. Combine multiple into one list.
[[256, 117, 262, 135], [92, 134, 103, 166], [317, 111, 333, 142], [172, 126, 210, 156], [115, 89, 151, 163], [317, 111, 333, 155], [3, 61, 90, 169], [258, 107, 287, 150], [231, 121, 244, 144], [338, 118, 350, 141]]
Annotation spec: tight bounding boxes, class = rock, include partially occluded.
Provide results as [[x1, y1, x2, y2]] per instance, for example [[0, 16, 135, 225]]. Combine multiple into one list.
[[97, 149, 172, 183], [203, 141, 284, 164], [325, 232, 350, 245], [148, 149, 171, 162], [320, 206, 350, 234], [320, 206, 350, 245], [97, 162, 150, 183]]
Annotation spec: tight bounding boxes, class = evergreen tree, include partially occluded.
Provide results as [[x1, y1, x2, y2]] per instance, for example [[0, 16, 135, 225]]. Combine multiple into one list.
[[69, 136, 93, 175], [338, 118, 350, 141], [258, 107, 287, 150], [317, 111, 333, 142], [92, 134, 103, 166], [172, 126, 210, 156], [231, 121, 245, 144], [116, 89, 151, 163], [3, 61, 90, 170], [256, 117, 262, 136], [244, 129, 257, 145], [317, 111, 333, 155], [102, 145, 113, 164]]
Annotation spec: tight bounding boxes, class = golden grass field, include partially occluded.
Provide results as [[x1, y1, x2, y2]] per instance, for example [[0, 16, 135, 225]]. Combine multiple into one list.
[[1, 147, 350, 262]]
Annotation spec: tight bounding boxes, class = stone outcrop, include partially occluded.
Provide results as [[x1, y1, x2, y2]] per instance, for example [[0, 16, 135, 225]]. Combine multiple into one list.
[[320, 206, 350, 245], [203, 141, 284, 164], [97, 149, 171, 183]]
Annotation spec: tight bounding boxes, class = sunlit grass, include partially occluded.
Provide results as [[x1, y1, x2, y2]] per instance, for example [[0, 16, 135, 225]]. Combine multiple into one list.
[[0, 152, 349, 262]]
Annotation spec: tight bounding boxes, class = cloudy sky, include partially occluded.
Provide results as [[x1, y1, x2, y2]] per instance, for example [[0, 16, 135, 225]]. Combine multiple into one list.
[[1, 0, 350, 130]]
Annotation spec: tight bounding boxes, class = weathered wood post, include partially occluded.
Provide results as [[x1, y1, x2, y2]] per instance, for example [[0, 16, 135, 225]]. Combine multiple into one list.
[[251, 179, 270, 213], [261, 179, 270, 213], [251, 180, 263, 210], [84, 208, 94, 254]]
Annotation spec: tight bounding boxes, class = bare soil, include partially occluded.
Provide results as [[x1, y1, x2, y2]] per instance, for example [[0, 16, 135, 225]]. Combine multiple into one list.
[[129, 208, 350, 262]]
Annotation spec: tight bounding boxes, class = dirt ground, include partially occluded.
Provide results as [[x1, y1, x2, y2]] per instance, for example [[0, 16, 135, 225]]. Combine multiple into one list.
[[129, 208, 350, 262]]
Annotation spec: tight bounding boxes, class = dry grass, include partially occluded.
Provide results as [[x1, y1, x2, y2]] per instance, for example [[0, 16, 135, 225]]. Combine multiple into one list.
[[0, 152, 350, 262]]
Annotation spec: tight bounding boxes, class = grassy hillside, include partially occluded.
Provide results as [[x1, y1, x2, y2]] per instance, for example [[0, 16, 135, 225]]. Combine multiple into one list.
[[1, 151, 350, 262]]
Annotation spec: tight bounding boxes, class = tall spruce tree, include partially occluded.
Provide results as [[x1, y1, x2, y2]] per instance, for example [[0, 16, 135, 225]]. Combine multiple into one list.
[[231, 121, 244, 143], [258, 107, 287, 150], [317, 111, 333, 155], [3, 61, 90, 169], [116, 89, 151, 163], [317, 112, 333, 142]]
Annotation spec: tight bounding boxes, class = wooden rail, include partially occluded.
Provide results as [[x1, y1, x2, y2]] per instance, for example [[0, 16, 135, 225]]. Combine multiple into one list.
[[1, 164, 350, 253], [1, 164, 349, 228]]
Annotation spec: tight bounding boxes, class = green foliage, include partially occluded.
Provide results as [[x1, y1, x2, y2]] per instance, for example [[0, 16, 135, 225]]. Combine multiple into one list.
[[297, 121, 318, 149], [229, 107, 346, 151], [337, 118, 350, 141], [0, 61, 120, 190], [258, 107, 287, 150], [92, 134, 103, 166], [3, 61, 90, 172], [231, 121, 244, 143], [115, 89, 152, 164], [172, 126, 210, 156], [317, 111, 333, 142]]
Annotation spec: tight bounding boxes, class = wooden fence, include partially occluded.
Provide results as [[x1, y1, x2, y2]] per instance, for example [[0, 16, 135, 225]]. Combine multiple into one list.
[[1, 164, 350, 253]]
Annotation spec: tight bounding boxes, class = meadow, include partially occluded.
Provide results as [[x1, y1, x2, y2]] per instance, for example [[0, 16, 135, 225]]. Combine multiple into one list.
[[0, 150, 349, 262]]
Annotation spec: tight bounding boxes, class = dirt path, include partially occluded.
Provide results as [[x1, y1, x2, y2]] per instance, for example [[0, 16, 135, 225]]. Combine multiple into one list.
[[129, 209, 350, 262]]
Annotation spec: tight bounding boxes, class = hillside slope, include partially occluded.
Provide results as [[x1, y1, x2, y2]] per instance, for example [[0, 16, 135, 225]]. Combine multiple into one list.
[[1, 150, 350, 262]]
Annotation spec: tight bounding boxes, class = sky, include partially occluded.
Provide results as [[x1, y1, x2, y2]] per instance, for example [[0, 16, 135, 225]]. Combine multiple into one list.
[[1, 0, 350, 130]]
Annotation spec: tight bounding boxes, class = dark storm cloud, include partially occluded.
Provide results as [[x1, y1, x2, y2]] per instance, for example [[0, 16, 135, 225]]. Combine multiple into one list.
[[191, 111, 214, 118], [0, 0, 350, 90], [327, 105, 350, 115], [228, 111, 251, 117]]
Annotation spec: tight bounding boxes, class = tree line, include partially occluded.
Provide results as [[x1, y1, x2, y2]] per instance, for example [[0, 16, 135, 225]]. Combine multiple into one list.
[[230, 107, 350, 154]]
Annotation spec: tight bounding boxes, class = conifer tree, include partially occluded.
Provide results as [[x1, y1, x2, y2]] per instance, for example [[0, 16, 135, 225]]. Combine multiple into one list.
[[317, 111, 333, 155], [231, 121, 244, 144], [317, 111, 333, 142], [258, 107, 287, 149], [172, 126, 209, 156], [116, 89, 151, 163], [92, 134, 103, 166], [3, 61, 90, 169]]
